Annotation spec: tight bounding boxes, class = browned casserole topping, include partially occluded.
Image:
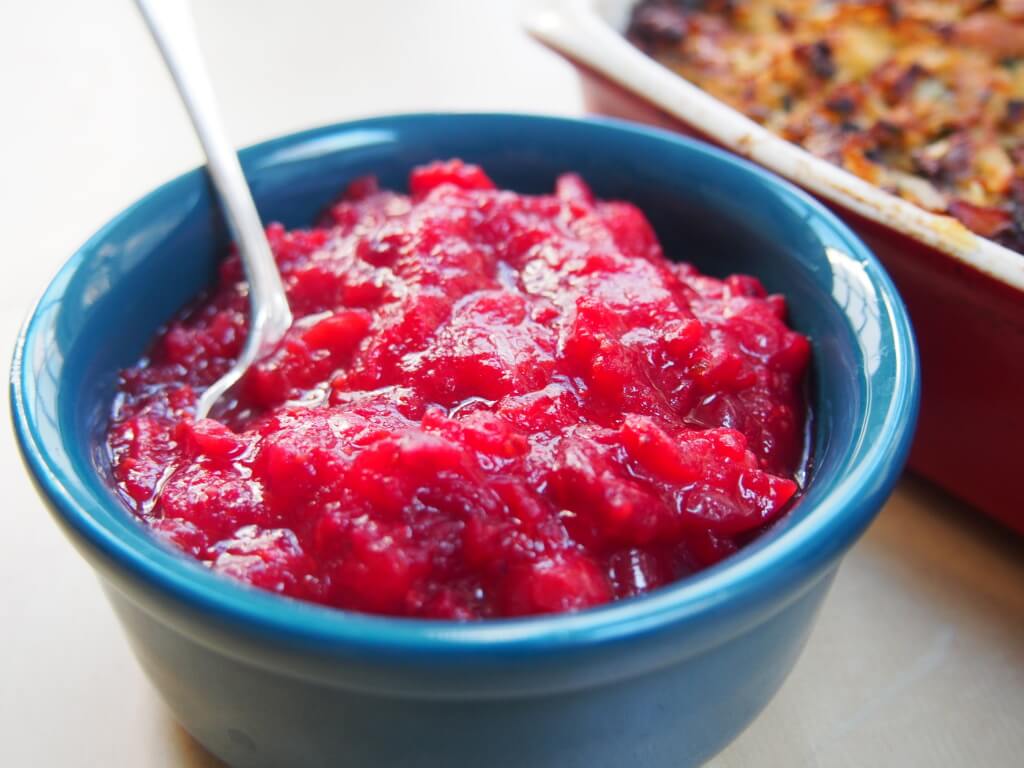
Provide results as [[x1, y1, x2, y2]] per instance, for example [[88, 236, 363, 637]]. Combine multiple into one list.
[[628, 0, 1024, 252]]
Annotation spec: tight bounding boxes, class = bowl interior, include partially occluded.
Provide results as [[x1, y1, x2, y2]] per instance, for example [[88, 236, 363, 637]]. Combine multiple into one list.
[[14, 113, 917, 650]]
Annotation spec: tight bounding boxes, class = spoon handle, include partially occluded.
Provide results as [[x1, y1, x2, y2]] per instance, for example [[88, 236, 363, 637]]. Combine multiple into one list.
[[134, 0, 292, 417]]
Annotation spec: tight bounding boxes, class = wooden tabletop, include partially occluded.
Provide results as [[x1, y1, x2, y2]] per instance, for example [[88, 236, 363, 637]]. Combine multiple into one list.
[[2, 2, 1022, 765]]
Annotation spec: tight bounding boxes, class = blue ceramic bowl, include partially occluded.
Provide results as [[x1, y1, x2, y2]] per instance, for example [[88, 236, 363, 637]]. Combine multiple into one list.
[[11, 114, 918, 768]]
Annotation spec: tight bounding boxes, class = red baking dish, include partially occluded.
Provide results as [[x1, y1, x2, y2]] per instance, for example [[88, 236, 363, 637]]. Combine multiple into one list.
[[527, 0, 1024, 533]]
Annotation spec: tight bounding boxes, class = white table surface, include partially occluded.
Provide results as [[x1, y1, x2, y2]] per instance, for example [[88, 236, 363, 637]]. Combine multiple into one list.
[[2, 2, 1022, 766]]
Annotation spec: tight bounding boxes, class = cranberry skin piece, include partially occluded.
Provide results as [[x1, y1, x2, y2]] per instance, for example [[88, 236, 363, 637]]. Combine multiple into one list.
[[409, 159, 496, 197], [209, 526, 316, 599], [499, 553, 612, 617], [607, 547, 672, 599]]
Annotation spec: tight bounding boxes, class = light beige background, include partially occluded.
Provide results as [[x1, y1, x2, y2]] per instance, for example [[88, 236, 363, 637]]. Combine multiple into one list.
[[2, 2, 1022, 766]]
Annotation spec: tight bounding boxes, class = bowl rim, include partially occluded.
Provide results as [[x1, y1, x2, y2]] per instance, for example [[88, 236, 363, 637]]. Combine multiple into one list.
[[10, 112, 919, 657]]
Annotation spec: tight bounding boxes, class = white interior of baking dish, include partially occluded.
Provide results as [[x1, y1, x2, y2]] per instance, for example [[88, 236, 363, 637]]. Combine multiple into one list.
[[527, 0, 1024, 292]]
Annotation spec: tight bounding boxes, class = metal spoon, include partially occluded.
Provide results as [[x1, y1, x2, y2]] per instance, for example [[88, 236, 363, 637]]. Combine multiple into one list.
[[135, 0, 292, 419]]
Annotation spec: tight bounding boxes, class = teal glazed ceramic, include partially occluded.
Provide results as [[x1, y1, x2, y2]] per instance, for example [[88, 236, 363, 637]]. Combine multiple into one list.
[[11, 114, 919, 768]]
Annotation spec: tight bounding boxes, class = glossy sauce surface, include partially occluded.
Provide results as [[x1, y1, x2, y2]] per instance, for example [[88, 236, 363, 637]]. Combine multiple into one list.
[[108, 161, 810, 619]]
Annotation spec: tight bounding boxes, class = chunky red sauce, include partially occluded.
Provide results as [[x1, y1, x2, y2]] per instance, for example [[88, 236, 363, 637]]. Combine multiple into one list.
[[107, 161, 810, 619]]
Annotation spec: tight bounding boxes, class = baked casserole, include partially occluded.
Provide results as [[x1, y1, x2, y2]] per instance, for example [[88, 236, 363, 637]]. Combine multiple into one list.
[[627, 0, 1024, 253]]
